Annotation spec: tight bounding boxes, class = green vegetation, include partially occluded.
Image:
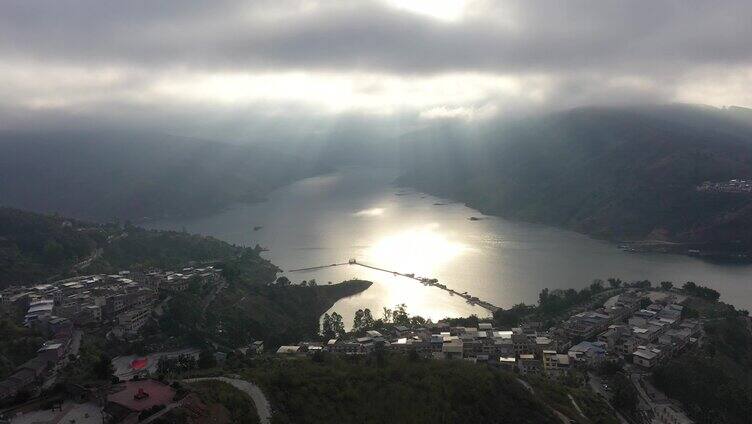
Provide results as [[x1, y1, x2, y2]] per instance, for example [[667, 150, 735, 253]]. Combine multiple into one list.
[[0, 207, 100, 286], [0, 131, 325, 222], [245, 355, 559, 424], [184, 380, 260, 424], [526, 374, 619, 424], [652, 298, 752, 424], [59, 333, 119, 385], [400, 105, 752, 254], [0, 207, 276, 288], [0, 305, 44, 379], [680, 281, 720, 302], [160, 279, 372, 349]]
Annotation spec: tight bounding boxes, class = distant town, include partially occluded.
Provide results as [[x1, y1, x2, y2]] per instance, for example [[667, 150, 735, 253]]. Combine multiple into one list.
[[696, 179, 752, 193]]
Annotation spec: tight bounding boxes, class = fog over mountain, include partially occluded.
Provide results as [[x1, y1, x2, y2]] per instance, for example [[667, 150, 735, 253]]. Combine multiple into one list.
[[1, 0, 751, 141], [2, 1, 752, 236]]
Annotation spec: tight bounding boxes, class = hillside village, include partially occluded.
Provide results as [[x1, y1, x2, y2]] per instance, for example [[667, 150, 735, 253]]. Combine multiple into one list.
[[0, 266, 225, 406], [0, 261, 739, 424], [275, 288, 700, 423]]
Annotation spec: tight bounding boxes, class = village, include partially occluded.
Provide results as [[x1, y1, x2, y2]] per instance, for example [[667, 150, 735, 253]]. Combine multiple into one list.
[[0, 265, 225, 411], [0, 269, 709, 424], [275, 288, 700, 424]]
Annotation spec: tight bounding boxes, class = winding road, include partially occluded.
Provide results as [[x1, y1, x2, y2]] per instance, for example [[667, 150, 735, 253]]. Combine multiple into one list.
[[183, 376, 271, 424]]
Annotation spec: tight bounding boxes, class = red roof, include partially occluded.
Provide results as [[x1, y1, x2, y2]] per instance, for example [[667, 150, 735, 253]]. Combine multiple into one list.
[[108, 380, 175, 411], [130, 357, 148, 370]]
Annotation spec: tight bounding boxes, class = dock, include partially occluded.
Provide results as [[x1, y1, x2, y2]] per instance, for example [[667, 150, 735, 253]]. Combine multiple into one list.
[[288, 259, 500, 313]]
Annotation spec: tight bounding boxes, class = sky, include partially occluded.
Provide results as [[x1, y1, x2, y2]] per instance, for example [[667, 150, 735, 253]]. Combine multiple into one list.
[[1, 0, 751, 140]]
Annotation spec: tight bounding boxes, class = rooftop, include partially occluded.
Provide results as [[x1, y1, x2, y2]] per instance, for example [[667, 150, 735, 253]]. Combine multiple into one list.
[[107, 380, 176, 412]]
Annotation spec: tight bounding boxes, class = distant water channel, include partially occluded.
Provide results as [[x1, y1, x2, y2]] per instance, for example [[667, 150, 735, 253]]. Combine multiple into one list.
[[147, 168, 752, 326]]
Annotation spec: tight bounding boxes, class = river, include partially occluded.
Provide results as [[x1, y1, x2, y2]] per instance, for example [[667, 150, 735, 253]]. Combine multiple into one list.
[[147, 168, 752, 326]]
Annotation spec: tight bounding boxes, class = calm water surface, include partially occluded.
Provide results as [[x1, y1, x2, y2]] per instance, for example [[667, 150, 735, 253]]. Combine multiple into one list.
[[147, 168, 752, 326]]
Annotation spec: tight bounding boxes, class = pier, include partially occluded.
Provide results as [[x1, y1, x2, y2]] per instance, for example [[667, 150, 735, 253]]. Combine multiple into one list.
[[288, 259, 500, 313]]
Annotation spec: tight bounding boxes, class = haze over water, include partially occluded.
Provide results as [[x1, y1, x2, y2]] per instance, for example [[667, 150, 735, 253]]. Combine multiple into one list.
[[148, 168, 752, 325]]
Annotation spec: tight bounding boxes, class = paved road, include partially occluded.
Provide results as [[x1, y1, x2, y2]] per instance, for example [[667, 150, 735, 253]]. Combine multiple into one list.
[[184, 376, 271, 424]]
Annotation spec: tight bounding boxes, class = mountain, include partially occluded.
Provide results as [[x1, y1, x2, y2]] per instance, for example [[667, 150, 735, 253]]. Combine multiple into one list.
[[0, 207, 271, 288], [399, 104, 752, 256], [0, 131, 323, 222]]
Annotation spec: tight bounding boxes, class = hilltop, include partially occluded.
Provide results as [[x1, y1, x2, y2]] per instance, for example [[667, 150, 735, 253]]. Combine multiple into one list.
[[0, 207, 274, 288], [399, 104, 752, 258], [0, 131, 324, 222]]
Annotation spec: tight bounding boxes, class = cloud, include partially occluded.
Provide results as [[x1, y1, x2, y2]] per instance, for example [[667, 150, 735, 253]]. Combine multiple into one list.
[[0, 0, 750, 135]]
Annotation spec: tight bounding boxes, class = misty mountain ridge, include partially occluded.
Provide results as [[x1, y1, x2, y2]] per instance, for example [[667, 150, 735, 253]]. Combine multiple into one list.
[[0, 130, 324, 222], [398, 103, 752, 255]]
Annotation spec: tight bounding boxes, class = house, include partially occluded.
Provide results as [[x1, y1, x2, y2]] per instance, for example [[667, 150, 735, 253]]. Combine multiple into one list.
[[533, 336, 556, 355], [597, 325, 630, 353], [542, 351, 571, 376], [497, 356, 516, 371], [37, 341, 67, 365], [632, 348, 659, 368], [442, 338, 463, 360], [393, 325, 409, 336], [276, 346, 303, 355], [250, 341, 264, 355], [389, 337, 431, 356], [564, 311, 610, 339], [24, 299, 54, 325], [116, 308, 151, 335], [568, 341, 607, 365], [104, 380, 176, 424], [517, 354, 542, 375]]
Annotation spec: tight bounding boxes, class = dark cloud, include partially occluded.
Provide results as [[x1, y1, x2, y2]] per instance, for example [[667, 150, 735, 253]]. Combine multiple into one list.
[[1, 0, 750, 74], [0, 0, 750, 136]]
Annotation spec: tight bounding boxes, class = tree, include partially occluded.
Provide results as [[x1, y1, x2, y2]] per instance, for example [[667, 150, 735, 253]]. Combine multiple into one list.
[[361, 309, 374, 330], [321, 313, 335, 339], [94, 354, 114, 380], [353, 309, 365, 332], [276, 276, 291, 286], [660, 281, 673, 291], [157, 356, 174, 374], [683, 281, 697, 291], [590, 279, 604, 293], [198, 350, 217, 369], [392, 304, 410, 326], [607, 278, 622, 289], [382, 307, 392, 323], [538, 288, 550, 305], [42, 239, 65, 264], [611, 373, 638, 413], [330, 312, 346, 338]]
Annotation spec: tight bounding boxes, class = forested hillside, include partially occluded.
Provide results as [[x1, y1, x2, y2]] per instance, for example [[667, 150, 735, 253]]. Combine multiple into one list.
[[400, 105, 752, 255], [0, 207, 272, 288], [0, 131, 323, 222]]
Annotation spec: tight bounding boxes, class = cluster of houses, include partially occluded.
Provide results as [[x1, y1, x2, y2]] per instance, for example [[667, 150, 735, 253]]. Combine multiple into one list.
[[0, 316, 78, 403], [697, 179, 752, 193], [1, 266, 223, 337], [0, 265, 224, 404], [559, 291, 701, 369], [276, 289, 701, 378]]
